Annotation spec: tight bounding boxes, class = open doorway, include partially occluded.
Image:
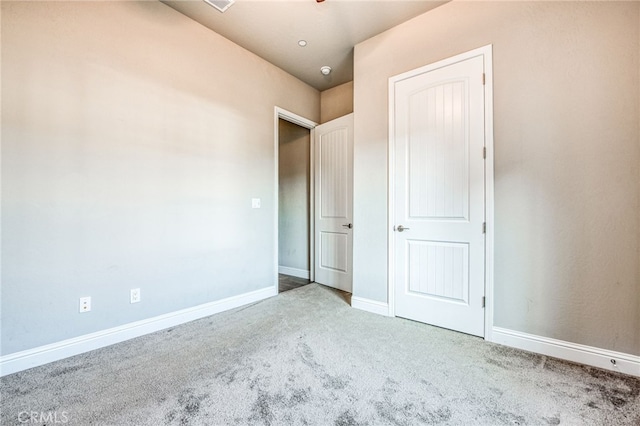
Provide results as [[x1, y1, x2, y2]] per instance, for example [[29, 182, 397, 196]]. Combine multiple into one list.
[[274, 108, 317, 293]]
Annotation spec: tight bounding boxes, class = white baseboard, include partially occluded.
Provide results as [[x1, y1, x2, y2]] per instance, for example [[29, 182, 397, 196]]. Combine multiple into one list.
[[0, 286, 277, 377], [492, 327, 640, 377], [351, 296, 390, 317], [278, 266, 310, 280]]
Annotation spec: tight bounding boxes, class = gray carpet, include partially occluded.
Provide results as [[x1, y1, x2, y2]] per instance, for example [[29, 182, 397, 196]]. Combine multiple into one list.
[[1, 284, 639, 425]]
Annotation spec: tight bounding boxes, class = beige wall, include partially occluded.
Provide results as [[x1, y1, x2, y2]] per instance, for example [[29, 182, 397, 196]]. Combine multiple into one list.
[[353, 1, 640, 355], [1, 1, 319, 354], [320, 81, 353, 124], [278, 120, 310, 273]]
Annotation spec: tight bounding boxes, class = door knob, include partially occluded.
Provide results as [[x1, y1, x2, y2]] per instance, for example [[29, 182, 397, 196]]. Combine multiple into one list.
[[396, 225, 410, 232], [342, 223, 353, 229]]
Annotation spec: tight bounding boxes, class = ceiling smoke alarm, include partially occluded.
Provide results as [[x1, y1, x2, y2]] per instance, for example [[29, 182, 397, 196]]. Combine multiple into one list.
[[320, 66, 332, 76]]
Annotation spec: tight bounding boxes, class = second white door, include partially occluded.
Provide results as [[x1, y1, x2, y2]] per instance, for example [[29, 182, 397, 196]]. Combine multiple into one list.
[[391, 50, 488, 337], [314, 113, 354, 292]]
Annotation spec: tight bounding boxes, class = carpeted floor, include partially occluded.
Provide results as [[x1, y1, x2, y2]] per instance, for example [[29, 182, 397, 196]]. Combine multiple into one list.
[[1, 284, 639, 425]]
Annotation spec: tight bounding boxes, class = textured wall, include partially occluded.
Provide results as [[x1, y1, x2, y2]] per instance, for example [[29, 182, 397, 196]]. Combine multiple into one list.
[[320, 81, 354, 124], [1, 1, 319, 355], [353, 1, 639, 355], [278, 120, 310, 273]]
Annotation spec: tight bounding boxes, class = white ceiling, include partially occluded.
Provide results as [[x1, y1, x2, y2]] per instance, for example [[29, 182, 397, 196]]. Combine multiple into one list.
[[163, 0, 446, 91]]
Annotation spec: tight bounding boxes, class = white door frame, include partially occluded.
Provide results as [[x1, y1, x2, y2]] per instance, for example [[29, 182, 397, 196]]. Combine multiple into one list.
[[274, 107, 318, 290], [387, 45, 495, 339]]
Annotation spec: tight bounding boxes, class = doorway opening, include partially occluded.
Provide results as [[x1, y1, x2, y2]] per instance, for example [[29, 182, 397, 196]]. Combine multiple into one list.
[[274, 108, 317, 293]]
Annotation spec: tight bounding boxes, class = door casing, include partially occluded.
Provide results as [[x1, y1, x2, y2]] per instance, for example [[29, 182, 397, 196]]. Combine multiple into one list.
[[387, 45, 495, 339]]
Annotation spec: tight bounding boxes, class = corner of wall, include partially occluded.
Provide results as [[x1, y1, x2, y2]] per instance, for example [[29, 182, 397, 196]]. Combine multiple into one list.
[[320, 81, 354, 123]]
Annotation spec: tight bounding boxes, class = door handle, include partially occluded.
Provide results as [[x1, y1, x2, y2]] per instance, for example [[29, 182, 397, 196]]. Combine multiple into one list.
[[395, 225, 410, 232], [342, 223, 353, 229]]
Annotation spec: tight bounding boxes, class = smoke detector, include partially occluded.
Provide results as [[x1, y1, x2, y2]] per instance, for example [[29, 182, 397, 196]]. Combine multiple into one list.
[[320, 66, 332, 76], [203, 0, 235, 13]]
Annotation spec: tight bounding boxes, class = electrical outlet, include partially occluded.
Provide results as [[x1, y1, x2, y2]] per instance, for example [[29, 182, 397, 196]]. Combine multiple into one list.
[[251, 198, 261, 209], [79, 297, 91, 313], [130, 288, 141, 304]]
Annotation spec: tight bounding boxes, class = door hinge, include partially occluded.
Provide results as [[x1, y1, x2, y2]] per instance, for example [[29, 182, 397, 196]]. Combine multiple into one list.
[[482, 222, 486, 234], [482, 296, 486, 308], [482, 73, 486, 85], [483, 147, 486, 159]]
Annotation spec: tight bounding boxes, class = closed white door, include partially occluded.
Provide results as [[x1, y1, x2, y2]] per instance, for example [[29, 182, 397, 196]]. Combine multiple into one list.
[[391, 52, 486, 337], [314, 113, 353, 292]]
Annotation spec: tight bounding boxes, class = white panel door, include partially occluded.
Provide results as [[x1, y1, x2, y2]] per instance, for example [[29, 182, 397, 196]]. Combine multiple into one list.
[[392, 54, 486, 337], [314, 113, 353, 292]]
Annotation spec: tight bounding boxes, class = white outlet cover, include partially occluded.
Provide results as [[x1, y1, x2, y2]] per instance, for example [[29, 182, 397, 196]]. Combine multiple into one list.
[[79, 296, 91, 313], [130, 288, 141, 304], [252, 198, 261, 209]]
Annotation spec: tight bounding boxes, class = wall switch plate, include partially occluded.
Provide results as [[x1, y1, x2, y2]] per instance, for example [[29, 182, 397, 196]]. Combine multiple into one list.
[[130, 288, 141, 304], [79, 297, 91, 313], [251, 198, 261, 209]]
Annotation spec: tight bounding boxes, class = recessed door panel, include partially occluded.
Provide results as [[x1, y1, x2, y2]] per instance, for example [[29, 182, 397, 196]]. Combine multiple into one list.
[[320, 232, 348, 273], [408, 81, 469, 220], [407, 240, 469, 304], [320, 128, 349, 219]]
